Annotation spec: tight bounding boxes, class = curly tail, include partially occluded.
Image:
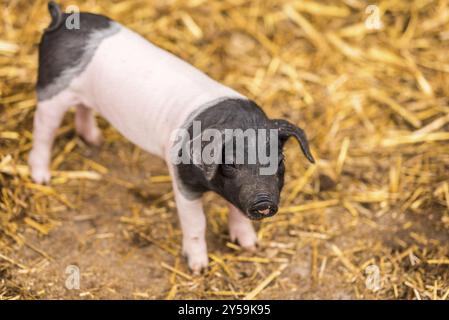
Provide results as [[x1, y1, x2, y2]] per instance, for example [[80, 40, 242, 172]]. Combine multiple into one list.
[[46, 1, 63, 32]]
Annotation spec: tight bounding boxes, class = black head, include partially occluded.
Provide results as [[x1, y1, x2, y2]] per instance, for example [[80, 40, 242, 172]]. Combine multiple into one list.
[[175, 99, 315, 220]]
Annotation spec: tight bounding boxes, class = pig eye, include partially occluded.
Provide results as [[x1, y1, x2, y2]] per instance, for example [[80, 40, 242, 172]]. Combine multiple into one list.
[[221, 163, 237, 177]]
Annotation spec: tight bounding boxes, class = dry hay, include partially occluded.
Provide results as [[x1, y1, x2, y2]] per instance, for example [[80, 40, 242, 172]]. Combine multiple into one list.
[[1, 0, 449, 300]]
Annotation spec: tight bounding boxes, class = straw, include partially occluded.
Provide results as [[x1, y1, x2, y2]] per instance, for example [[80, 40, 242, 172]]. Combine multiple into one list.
[[1, 0, 448, 300]]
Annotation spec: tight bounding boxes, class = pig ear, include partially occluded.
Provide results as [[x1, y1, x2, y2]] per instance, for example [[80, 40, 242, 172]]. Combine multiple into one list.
[[272, 119, 315, 164], [188, 130, 224, 181]]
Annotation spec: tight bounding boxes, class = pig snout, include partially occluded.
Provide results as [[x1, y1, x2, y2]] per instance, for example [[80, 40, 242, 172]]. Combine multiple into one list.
[[247, 193, 278, 220]]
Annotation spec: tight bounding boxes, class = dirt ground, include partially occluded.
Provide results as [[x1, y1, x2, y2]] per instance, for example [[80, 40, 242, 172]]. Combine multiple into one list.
[[3, 124, 447, 299], [1, 0, 449, 300], [4, 135, 355, 300]]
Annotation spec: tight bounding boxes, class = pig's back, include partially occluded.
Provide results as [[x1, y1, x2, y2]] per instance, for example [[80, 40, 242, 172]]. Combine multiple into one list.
[[77, 24, 243, 156]]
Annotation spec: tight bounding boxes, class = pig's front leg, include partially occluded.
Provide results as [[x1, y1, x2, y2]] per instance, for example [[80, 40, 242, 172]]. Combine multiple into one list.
[[228, 202, 258, 250], [168, 168, 208, 273], [175, 192, 209, 274]]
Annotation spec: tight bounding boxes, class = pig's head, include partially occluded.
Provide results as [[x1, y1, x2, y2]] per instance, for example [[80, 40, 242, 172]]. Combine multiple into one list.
[[177, 100, 315, 220], [206, 119, 314, 220]]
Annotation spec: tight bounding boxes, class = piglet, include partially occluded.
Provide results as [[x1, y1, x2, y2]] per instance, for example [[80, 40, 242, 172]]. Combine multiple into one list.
[[29, 2, 315, 273]]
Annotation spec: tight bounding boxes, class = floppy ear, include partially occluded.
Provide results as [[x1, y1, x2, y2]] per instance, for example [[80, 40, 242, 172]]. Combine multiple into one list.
[[272, 119, 315, 164], [182, 128, 226, 181]]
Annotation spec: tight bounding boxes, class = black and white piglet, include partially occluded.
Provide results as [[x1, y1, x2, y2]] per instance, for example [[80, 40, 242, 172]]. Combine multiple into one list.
[[29, 2, 315, 273]]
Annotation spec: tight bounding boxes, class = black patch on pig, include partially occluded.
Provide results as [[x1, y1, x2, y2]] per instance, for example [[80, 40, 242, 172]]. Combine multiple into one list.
[[174, 99, 284, 217], [37, 2, 119, 100], [175, 98, 269, 195], [173, 98, 314, 219]]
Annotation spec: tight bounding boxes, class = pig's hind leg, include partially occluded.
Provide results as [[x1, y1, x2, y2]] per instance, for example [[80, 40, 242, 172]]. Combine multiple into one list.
[[75, 105, 103, 146], [228, 203, 258, 250], [29, 91, 77, 184]]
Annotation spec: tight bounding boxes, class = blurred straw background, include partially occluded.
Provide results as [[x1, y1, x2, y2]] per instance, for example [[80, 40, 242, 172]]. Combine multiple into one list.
[[1, 0, 449, 299]]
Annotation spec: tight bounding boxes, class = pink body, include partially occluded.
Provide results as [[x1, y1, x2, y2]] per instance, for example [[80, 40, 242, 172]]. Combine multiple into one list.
[[52, 24, 243, 156]]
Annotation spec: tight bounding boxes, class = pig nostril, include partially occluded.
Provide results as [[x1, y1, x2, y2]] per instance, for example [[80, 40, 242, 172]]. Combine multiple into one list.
[[249, 198, 278, 218]]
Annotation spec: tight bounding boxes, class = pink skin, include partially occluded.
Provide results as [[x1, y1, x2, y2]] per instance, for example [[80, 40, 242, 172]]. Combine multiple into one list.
[[29, 23, 250, 273], [228, 202, 258, 251], [29, 91, 102, 184], [75, 105, 103, 146], [29, 90, 75, 184], [166, 157, 208, 274]]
